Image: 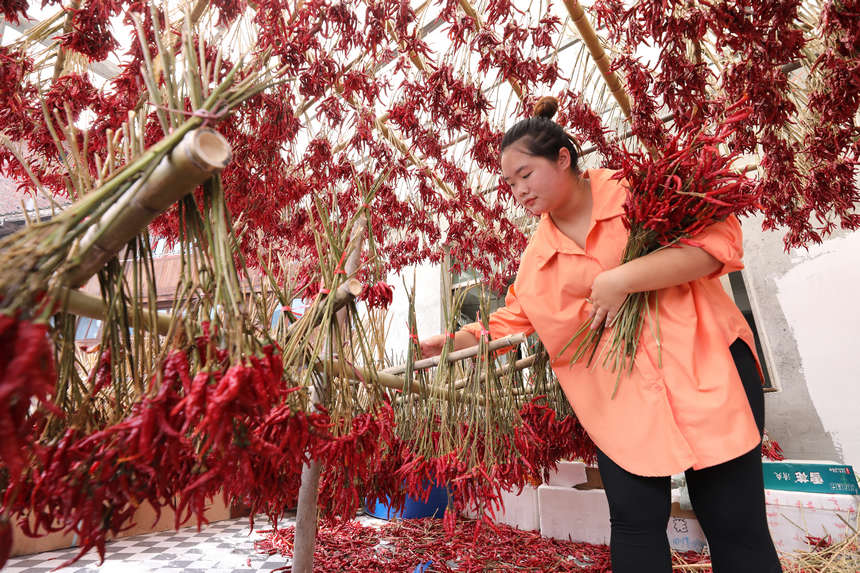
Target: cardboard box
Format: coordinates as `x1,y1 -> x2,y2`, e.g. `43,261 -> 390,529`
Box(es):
765,488 -> 860,553
11,495 -> 231,558
538,485 -> 611,544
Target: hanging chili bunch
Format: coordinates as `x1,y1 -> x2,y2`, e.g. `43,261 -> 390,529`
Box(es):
317,404 -> 397,520
358,281 -> 394,310
1,350 -> 197,568
59,0 -> 123,62
0,316 -> 58,480
515,398 -> 596,479
592,0 -> 858,249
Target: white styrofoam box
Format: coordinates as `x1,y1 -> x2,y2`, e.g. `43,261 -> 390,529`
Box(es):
544,460 -> 588,488
538,485 -> 611,544
765,489 -> 860,553
494,485 -> 540,531
667,515 -> 707,552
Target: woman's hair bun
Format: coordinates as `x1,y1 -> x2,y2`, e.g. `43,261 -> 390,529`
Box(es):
532,96 -> 559,120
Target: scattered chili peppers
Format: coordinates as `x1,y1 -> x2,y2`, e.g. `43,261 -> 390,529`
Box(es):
255,516 -> 714,572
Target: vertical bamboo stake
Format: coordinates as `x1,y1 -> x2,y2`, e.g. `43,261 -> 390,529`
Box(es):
291,216 -> 368,573
561,0 -> 632,122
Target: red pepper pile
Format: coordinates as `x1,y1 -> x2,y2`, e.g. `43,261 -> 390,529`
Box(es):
255,517 -> 714,572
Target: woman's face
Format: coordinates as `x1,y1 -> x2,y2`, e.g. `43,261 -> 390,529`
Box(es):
500,141 -> 572,216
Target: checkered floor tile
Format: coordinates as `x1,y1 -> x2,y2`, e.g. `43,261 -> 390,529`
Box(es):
4,513 -> 389,572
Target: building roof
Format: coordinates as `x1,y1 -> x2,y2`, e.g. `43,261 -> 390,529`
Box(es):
0,175 -> 71,238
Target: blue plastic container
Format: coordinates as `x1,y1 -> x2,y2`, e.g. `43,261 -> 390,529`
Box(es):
365,482 -> 449,519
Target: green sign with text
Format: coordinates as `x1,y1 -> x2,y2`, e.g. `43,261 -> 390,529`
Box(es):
763,462 -> 859,495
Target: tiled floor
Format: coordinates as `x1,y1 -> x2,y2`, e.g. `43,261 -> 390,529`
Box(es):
4,513 -> 389,572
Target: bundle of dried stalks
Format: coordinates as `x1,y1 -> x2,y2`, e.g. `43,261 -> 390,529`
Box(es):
780,515 -> 860,573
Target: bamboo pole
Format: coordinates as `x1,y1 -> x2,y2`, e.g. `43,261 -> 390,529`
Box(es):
561,0 -> 632,122
65,128 -> 232,287
451,352 -> 539,390
56,275 -> 361,347
285,278 -> 363,335
382,332 -> 527,375
61,288 -> 173,336
292,218 -> 367,573
324,351 -> 543,399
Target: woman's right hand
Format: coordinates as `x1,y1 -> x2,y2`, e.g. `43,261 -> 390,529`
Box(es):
418,330 -> 480,358
419,334 -> 446,358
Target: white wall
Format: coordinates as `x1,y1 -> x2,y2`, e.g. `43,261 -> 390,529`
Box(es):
384,263 -> 442,364
772,231 -> 860,467
742,216 -> 860,469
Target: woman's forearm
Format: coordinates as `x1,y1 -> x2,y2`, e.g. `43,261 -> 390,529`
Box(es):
588,244 -> 723,329
614,244 -> 722,294
419,330 -> 479,358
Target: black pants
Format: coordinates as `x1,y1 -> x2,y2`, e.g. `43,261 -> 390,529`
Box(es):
596,339 -> 782,572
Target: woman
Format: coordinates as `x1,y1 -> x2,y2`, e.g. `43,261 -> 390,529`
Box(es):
420,97 -> 782,572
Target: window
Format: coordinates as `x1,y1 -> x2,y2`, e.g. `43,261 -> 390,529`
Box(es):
271,298 -> 308,330
75,317 -> 102,340
448,261 -> 511,329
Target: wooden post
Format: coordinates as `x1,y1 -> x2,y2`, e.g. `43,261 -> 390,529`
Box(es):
291,217 -> 367,573
382,332 -> 528,375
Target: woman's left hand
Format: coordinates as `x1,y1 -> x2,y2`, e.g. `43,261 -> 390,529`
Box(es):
588,268 -> 630,330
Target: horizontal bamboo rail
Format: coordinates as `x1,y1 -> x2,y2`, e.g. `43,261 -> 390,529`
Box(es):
61,288 -> 173,336
324,350 -> 544,400
57,276 -> 361,340
382,332 -> 528,375
66,128 -> 232,287
452,352 -> 540,388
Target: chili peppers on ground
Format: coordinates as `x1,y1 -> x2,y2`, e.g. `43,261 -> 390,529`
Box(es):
255,517 -> 714,572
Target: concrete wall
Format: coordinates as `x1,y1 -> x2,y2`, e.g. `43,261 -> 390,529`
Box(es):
741,215 -> 860,469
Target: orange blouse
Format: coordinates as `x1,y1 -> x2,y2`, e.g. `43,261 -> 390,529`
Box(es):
463,168 -> 761,477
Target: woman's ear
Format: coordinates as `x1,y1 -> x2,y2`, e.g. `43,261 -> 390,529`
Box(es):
557,147 -> 571,170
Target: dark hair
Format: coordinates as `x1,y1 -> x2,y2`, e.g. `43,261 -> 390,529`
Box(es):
500,96 -> 580,171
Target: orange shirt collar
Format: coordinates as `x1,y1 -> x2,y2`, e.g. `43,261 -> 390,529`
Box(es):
531,168 -> 625,262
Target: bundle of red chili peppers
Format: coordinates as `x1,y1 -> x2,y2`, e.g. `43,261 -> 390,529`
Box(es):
560,100 -> 760,383
0,316 -> 59,481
